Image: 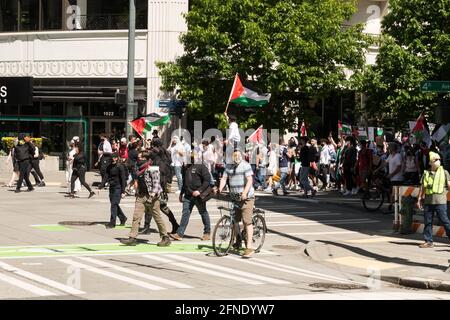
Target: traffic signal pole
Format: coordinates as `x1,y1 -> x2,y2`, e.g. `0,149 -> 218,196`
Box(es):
126,0 -> 137,139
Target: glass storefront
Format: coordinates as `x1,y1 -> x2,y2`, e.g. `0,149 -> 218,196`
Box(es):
0,0 -> 148,32
0,100 -> 126,169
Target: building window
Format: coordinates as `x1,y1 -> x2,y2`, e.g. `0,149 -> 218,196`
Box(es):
0,104 -> 19,116
20,102 -> 41,116
66,101 -> 88,117
42,0 -> 62,30
0,0 -> 19,32
19,0 -> 40,31
19,120 -> 40,137
41,101 -> 64,116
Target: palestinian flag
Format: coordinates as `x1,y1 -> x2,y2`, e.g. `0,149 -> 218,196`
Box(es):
228,74 -> 271,107
338,121 -> 352,135
248,125 -> 264,144
129,113 -> 170,137
411,112 -> 431,146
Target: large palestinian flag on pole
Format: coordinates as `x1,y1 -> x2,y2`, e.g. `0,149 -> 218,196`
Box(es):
228,74 -> 271,107
129,113 -> 170,138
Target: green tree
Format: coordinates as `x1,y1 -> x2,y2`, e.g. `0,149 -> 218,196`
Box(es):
359,0 -> 450,127
157,0 -> 369,131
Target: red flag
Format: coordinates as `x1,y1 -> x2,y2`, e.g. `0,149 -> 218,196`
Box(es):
248,126 -> 264,144
300,121 -> 307,137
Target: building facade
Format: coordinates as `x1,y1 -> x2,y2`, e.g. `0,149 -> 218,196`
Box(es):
0,0 -> 188,168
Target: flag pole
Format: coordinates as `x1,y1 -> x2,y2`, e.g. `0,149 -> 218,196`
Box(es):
224,73 -> 238,115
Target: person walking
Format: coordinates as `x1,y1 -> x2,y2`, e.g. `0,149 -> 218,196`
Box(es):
342,136 -> 358,196
66,139 -> 81,195
169,152 -> 212,241
30,139 -> 46,187
14,134 -> 35,193
168,136 -> 185,193
98,134 -> 113,189
120,151 -> 171,246
69,143 -> 96,199
355,140 -> 372,196
416,151 -> 450,248
318,138 -> 332,190
5,138 -> 19,188
297,137 -> 316,198
105,153 -> 128,228
272,139 -> 290,196
265,143 -> 278,192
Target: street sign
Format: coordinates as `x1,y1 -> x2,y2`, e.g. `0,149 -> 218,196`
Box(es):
156,99 -> 177,108
421,81 -> 450,92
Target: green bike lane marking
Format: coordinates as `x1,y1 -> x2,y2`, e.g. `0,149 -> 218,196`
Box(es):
30,225 -> 73,232
0,243 -> 214,259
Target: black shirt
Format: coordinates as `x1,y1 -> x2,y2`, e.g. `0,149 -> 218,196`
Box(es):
298,145 -> 310,167
73,153 -> 87,170
106,163 -> 127,193
181,164 -> 211,197
14,142 -> 35,162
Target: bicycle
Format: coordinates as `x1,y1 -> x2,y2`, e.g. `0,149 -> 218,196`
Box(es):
212,193 -> 267,257
361,172 -> 391,212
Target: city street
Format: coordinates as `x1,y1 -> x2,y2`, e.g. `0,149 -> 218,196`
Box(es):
0,172 -> 449,300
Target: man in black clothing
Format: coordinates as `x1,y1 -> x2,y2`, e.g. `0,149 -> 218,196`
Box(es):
106,153 -> 128,228
30,139 -> 46,187
297,137 -> 315,198
169,153 -> 211,241
14,134 -> 35,193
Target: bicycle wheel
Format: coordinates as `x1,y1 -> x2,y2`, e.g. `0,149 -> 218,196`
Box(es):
252,214 -> 267,253
212,215 -> 234,256
362,187 -> 385,212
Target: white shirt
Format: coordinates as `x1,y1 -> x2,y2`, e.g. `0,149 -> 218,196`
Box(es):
183,142 -> 191,164
387,153 -> 404,181
320,145 -> 331,165
228,122 -> 241,143
268,150 -> 278,172
101,140 -> 112,154
169,144 -> 184,167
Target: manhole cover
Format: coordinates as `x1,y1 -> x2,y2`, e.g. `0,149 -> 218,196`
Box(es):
273,245 -> 301,251
59,221 -> 97,226
310,283 -> 368,290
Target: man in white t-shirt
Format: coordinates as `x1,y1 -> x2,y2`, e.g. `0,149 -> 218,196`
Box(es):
168,136 -> 185,193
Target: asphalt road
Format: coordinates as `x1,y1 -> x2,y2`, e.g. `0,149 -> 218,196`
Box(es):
0,183 -> 449,300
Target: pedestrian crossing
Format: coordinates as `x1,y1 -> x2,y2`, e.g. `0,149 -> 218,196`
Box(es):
0,252 -> 362,299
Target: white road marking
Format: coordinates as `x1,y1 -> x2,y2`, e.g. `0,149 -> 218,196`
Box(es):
58,258 -> 165,291
142,255 -> 264,285
0,273 -> 56,297
76,257 -> 192,289
0,261 -> 84,295
225,256 -> 364,285
163,254 -> 291,285
269,220 -> 379,227
266,231 -> 358,236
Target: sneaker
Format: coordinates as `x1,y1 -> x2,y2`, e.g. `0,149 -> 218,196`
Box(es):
105,223 -> 116,229
120,237 -> 138,246
272,189 -> 278,196
157,236 -> 171,247
119,217 -> 127,226
88,191 -> 96,199
263,188 -> 271,193
419,242 -> 434,248
169,233 -> 182,241
242,248 -> 255,258
351,188 -> 358,195
201,233 -> 211,241
38,182 -> 46,187
342,190 -> 351,196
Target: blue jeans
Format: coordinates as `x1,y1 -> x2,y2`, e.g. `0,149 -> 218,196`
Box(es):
299,166 -> 314,193
177,196 -> 211,237
423,204 -> 450,243
255,167 -> 267,189
174,166 -> 183,191
109,186 -> 126,225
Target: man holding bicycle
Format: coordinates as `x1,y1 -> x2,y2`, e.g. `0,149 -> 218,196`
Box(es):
218,150 -> 256,258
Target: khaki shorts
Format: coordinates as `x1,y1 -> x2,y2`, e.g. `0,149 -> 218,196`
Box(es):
235,198 -> 255,226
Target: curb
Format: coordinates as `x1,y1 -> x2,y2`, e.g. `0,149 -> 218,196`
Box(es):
381,276 -> 450,292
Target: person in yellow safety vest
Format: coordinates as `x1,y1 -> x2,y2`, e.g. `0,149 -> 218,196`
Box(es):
416,151 -> 450,248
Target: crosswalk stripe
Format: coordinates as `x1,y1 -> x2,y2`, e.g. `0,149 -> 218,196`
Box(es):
225,256 -> 360,285
0,261 -> 84,295
58,258 -> 165,291
76,257 -> 192,289
163,254 -> 291,285
269,220 -> 379,227
0,273 -> 56,297
142,255 -> 264,285
266,231 -> 358,236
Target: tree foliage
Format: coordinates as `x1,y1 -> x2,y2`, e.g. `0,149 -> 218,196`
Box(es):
157,0 -> 369,131
359,0 -> 450,127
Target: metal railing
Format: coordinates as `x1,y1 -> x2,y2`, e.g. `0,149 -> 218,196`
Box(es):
69,14 -> 147,30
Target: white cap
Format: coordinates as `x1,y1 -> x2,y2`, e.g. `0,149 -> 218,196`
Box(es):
120,137 -> 127,143
72,136 -> 80,142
